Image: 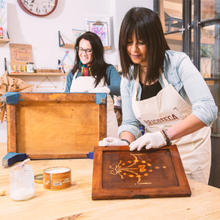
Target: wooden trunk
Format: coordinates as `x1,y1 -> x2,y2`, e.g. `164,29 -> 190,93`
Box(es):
6,93 -> 107,159
92,145 -> 191,200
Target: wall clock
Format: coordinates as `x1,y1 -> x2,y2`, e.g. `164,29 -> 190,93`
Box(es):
17,0 -> 58,17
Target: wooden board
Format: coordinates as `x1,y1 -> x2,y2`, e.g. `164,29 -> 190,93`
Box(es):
92,145 -> 191,200
7,93 -> 107,159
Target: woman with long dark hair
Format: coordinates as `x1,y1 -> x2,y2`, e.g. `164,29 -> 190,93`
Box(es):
99,7 -> 218,184
65,31 -> 121,138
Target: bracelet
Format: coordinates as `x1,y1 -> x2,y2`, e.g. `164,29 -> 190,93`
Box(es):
165,129 -> 172,143
121,139 -> 130,145
161,130 -> 171,146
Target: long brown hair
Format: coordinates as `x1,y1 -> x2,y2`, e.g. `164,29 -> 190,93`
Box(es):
119,7 -> 170,84
71,31 -> 109,87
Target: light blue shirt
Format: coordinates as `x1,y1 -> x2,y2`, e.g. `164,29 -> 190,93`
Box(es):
118,50 -> 218,138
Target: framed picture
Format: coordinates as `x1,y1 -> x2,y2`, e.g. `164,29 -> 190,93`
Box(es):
86,14 -> 111,47
9,43 -> 33,72
92,145 -> 191,200
88,22 -> 109,47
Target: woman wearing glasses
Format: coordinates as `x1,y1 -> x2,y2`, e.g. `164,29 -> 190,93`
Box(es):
65,31 -> 121,138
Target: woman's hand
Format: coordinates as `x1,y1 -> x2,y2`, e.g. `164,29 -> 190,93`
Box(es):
129,131 -> 166,151
99,137 -> 129,146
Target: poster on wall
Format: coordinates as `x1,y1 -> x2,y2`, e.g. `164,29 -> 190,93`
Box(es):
86,14 -> 111,47
9,43 -> 33,72
0,0 -> 7,39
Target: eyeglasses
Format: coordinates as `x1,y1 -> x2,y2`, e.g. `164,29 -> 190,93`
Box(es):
76,46 -> 93,55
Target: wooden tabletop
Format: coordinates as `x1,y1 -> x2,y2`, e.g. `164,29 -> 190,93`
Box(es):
1,142 -> 220,220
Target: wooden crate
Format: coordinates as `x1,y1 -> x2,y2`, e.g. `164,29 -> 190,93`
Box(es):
6,93 -> 107,159
92,145 -> 191,200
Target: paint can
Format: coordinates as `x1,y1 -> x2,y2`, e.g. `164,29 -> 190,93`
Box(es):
26,62 -> 35,73
0,27 -> 3,39
43,167 -> 71,190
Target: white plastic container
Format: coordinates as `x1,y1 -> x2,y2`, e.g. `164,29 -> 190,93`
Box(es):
10,164 -> 35,201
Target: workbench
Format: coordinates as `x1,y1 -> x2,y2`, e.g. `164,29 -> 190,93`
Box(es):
1,142 -> 220,220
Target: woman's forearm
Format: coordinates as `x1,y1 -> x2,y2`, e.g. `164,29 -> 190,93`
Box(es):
120,131 -> 136,143
167,114 -> 207,141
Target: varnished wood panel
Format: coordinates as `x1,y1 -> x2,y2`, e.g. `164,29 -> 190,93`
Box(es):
7,105 -> 17,153
7,93 -> 106,159
92,145 -> 191,200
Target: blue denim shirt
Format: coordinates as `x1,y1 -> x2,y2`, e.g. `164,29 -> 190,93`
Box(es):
118,50 -> 218,138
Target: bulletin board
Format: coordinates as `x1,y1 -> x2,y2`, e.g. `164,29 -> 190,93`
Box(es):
92,145 -> 191,200
9,43 -> 33,71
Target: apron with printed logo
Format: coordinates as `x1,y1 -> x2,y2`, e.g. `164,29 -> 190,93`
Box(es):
70,72 -> 119,138
132,72 -> 211,184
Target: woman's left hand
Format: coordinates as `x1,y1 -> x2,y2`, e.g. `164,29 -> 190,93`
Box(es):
129,131 -> 166,151
89,86 -> 110,94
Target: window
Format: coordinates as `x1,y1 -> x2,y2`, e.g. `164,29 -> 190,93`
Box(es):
154,0 -> 220,135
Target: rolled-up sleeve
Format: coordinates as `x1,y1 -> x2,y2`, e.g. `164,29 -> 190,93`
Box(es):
106,65 -> 121,96
177,54 -> 218,126
118,76 -> 141,138
64,72 -> 73,93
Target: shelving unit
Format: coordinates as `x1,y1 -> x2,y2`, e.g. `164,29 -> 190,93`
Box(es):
0,38 -> 10,44
9,72 -> 65,76
0,32 -> 10,44
58,31 -> 113,51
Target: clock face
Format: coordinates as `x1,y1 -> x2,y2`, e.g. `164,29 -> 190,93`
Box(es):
17,0 -> 58,17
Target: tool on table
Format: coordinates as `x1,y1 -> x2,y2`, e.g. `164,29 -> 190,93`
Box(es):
13,158 -> 30,170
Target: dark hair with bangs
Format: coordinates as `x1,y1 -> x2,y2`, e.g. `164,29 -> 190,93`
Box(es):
119,7 -> 170,84
71,31 -> 108,87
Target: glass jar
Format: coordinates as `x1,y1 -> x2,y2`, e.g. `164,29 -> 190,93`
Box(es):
10,164 -> 35,201
26,62 -> 34,73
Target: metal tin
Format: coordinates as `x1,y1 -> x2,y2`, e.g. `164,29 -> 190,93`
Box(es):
26,62 -> 34,73
0,27 -> 3,39
43,167 -> 71,190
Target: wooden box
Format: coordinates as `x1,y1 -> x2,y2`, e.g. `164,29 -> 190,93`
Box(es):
92,145 -> 191,200
6,93 -> 107,159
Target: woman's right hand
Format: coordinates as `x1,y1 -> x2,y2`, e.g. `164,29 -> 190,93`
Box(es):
99,137 -> 129,146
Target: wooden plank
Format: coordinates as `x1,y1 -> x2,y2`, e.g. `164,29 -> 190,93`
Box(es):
18,93 -> 97,102
0,38 -> 10,44
99,104 -> 107,140
6,93 -> 106,159
92,145 -> 191,200
7,104 -> 17,152
9,72 -> 65,76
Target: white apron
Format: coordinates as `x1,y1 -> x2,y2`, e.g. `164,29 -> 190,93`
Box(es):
132,72 -> 211,184
70,72 -> 119,139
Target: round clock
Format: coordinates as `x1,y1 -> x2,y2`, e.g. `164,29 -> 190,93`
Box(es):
17,0 -> 58,17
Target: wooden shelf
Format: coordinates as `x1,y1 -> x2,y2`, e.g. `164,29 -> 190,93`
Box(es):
0,38 -> 10,44
60,43 -> 76,49
60,43 -> 113,51
9,72 -> 65,76
58,31 -> 113,51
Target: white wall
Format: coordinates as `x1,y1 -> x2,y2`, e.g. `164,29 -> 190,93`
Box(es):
0,0 -> 153,143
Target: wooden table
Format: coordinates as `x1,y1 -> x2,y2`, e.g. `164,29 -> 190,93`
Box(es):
1,142 -> 220,220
